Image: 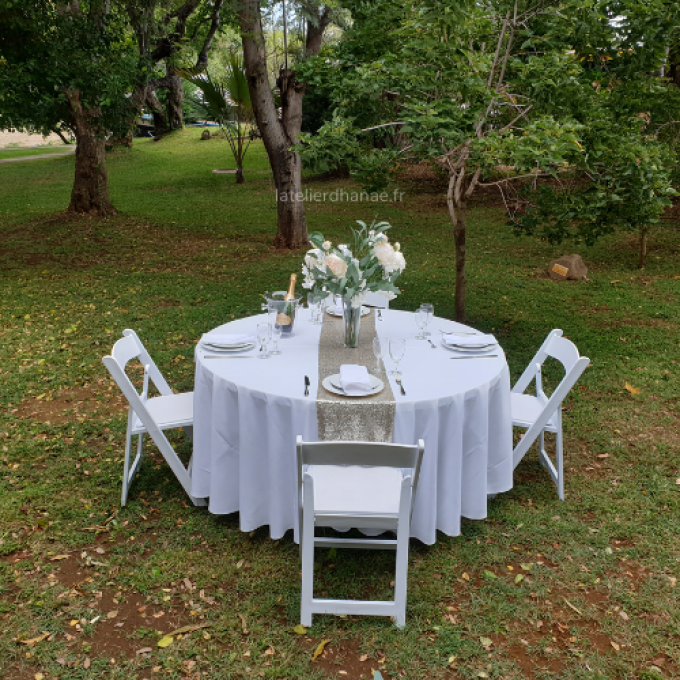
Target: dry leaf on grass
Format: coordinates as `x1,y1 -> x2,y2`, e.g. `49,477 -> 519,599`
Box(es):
136,647 -> 153,655
312,639 -> 331,660
157,636 -> 173,648
18,632 -> 50,647
625,382 -> 640,395
293,624 -> 307,635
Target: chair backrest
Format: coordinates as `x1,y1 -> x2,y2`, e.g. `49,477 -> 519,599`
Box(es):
107,329 -> 172,396
512,330 -> 590,466
362,291 -> 390,309
296,437 -> 424,525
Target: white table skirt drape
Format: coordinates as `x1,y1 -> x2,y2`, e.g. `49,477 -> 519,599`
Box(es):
191,309 -> 513,544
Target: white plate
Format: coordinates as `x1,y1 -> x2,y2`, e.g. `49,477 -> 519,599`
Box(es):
441,340 -> 497,353
322,373 -> 384,397
326,306 -> 371,317
201,342 -> 256,353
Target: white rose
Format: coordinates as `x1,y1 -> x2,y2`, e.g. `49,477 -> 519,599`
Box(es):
325,254 -> 348,278
394,242 -> 400,251
305,248 -> 325,272
393,251 -> 406,272
373,241 -> 395,267
322,240 -> 332,251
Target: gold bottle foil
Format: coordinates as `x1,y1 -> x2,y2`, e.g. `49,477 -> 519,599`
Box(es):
316,310 -> 396,442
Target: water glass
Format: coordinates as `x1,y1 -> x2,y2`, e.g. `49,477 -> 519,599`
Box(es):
372,336 -> 382,373
389,338 -> 405,376
307,293 -> 320,323
420,303 -> 434,336
415,308 -> 428,339
256,322 -> 271,359
270,323 -> 282,355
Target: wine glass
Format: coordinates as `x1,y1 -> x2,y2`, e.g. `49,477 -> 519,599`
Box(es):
389,338 -> 405,376
372,336 -> 382,373
307,293 -> 319,323
420,303 -> 434,336
267,302 -> 279,329
270,323 -> 282,355
415,308 -> 427,339
257,322 -> 271,359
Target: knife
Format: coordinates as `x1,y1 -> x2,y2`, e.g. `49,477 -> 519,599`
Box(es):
449,355 -> 498,360
304,375 -> 310,396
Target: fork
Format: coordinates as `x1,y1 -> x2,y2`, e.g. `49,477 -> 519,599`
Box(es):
395,376 -> 406,396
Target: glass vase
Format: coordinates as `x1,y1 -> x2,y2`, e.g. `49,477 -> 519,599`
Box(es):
342,297 -> 361,348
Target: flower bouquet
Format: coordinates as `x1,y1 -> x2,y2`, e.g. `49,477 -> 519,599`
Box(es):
301,219 -> 406,347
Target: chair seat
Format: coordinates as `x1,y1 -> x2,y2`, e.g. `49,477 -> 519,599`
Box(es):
131,391 -> 194,434
307,465 -> 403,520
511,393 -> 558,432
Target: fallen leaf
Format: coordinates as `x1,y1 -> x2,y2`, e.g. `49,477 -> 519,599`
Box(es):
483,570 -> 497,579
107,610 -> 118,619
625,382 -> 640,395
293,624 -> 307,635
448,655 -> 456,663
611,640 -> 620,651
462,572 -> 470,581
264,646 -> 275,656
157,636 -> 173,648
83,658 -> 91,669
597,454 -> 610,459
312,639 -> 331,660
136,647 -> 153,655
50,555 -> 69,561
480,637 -> 493,649
34,674 -> 44,680
478,673 -> 489,678
619,611 -> 629,621
515,574 -> 525,584
563,598 -> 583,616
238,613 -> 248,634
520,563 -> 533,571
359,654 -> 368,662
18,632 -> 50,647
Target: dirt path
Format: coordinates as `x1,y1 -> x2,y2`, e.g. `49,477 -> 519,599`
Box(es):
0,147 -> 75,164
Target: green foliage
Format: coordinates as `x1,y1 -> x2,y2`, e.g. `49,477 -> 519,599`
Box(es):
0,0 -> 138,136
297,0 -> 679,257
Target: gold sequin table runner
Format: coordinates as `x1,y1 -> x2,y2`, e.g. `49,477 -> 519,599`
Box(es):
316,311 -> 396,442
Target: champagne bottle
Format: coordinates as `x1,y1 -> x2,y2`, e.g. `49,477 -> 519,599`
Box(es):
277,274 -> 297,331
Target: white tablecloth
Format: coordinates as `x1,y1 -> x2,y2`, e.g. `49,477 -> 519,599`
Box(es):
191,309 -> 513,544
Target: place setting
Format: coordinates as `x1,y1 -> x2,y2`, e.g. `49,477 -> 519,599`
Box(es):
440,331 -> 499,359
199,331 -> 257,358
322,363 -> 384,397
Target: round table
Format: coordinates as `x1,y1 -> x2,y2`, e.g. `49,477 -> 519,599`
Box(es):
191,309 -> 513,544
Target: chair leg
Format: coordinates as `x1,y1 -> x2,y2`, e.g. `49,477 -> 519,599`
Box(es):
538,430 -> 548,470
300,486 -> 315,627
556,419 -> 565,501
121,424 -> 133,507
393,520 -> 410,629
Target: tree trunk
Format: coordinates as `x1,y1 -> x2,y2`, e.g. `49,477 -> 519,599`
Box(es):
238,1 -> 331,249
66,91 -> 116,216
638,224 -> 647,269
446,169 -> 467,322
236,165 -> 244,184
147,89 -> 169,138
166,72 -> 184,130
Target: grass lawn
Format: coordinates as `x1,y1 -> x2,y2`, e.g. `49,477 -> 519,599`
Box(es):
0,129 -> 678,680
0,146 -> 73,161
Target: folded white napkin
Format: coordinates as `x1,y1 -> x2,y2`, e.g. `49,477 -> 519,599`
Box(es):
339,364 -> 372,395
442,333 -> 496,347
202,333 -> 255,347
333,304 -> 345,316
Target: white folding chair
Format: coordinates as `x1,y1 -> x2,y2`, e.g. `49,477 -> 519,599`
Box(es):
511,329 -> 589,500
296,436 -> 424,628
362,291 -> 390,309
102,329 -> 206,507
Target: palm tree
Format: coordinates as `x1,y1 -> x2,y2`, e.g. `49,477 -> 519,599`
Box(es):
178,53 -> 254,183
